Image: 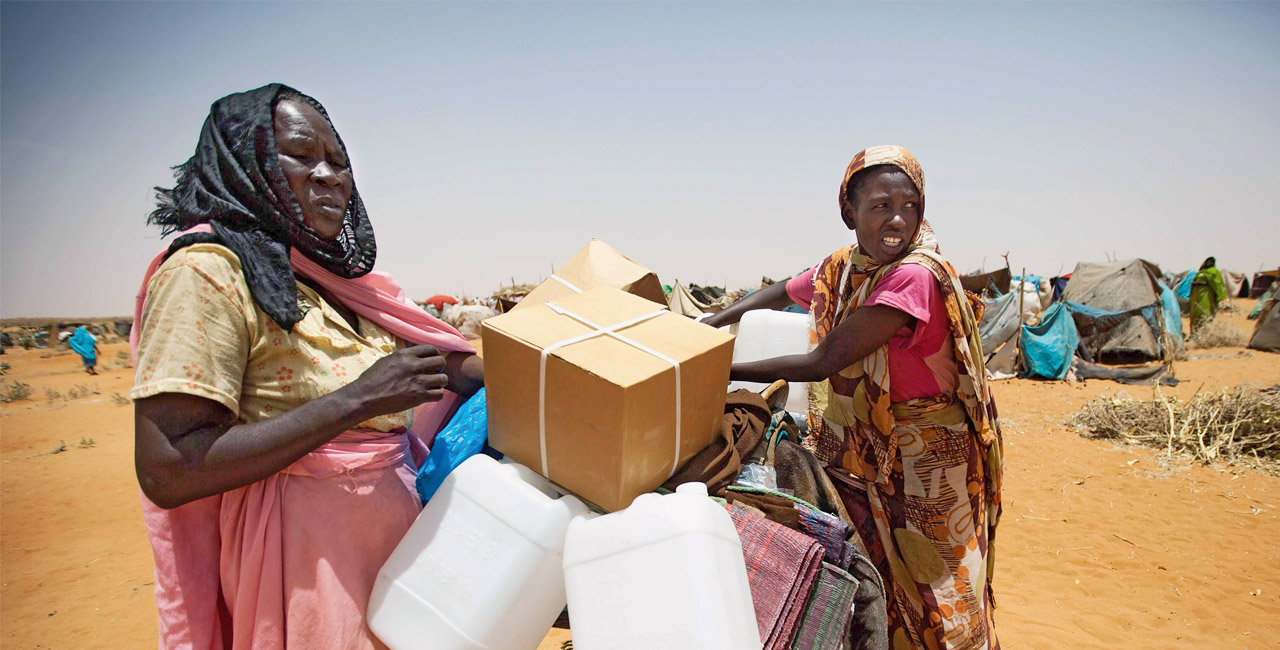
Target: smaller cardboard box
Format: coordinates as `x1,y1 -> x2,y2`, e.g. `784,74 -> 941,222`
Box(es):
511,239 -> 667,311
483,287 -> 735,512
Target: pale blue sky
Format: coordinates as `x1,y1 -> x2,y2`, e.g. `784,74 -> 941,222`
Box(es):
2,1 -> 1277,317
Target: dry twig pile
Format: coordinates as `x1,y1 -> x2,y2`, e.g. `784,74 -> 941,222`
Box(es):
1071,385 -> 1280,473
1187,316 -> 1249,349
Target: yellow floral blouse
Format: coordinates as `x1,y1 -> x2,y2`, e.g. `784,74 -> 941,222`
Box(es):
130,243 -> 411,431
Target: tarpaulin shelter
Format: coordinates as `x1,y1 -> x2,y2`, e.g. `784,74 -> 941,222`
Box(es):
1049,275 -> 1070,304
960,267 -> 1011,298
1252,270 -> 1279,299
422,294 -> 459,312
1019,303 -> 1077,380
1061,259 -> 1179,364
977,290 -> 1022,377
1249,296 -> 1280,353
1223,271 -> 1251,299
668,281 -> 711,317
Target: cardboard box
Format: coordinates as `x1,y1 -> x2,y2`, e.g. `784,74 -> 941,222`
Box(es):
511,239 -> 667,311
483,287 -> 735,512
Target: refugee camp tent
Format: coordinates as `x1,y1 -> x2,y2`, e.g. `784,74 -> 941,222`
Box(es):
979,290 -> 1021,353
978,290 -> 1022,377
1171,270 -> 1194,311
960,267 -> 1011,297
668,281 -> 710,317
1248,297 -> 1280,353
1049,275 -> 1070,304
1061,259 -> 1178,364
1223,271 -> 1251,299
1252,287 -> 1275,319
1020,303 -> 1078,380
1252,270 -> 1279,298
977,279 -> 1050,378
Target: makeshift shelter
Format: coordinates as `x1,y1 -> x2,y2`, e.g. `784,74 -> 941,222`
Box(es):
960,267 -> 1011,298
1222,271 -> 1251,299
1251,287 -> 1275,319
1248,297 -> 1280,353
1049,275 -> 1070,304
1172,270 -> 1195,311
1252,270 -> 1279,298
422,294 -> 459,312
1061,259 -> 1178,364
977,290 -> 1022,377
668,281 -> 711,317
1019,303 -> 1077,380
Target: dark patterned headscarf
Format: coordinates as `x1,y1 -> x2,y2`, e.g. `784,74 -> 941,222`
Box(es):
149,83 -> 376,331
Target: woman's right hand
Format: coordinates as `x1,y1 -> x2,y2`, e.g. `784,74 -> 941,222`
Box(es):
339,344 -> 449,420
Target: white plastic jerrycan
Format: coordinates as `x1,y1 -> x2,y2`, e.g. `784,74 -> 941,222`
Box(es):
562,482 -> 761,650
726,309 -> 811,415
368,454 -> 591,650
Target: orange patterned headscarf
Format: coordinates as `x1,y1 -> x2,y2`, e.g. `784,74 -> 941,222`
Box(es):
838,145 -> 925,232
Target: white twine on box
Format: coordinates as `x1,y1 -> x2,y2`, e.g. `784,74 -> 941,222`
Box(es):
549,274 -> 583,293
538,302 -> 683,478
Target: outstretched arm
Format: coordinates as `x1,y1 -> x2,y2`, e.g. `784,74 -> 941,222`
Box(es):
729,304 -> 911,384
699,281 -> 796,329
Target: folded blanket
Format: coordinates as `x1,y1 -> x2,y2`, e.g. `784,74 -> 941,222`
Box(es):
727,505 -> 824,650
791,563 -> 859,650
794,505 -> 858,569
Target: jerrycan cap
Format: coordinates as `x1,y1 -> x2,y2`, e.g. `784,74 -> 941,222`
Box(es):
675,482 -> 708,497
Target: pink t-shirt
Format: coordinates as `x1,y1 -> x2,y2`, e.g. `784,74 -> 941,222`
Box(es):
787,261 -> 957,402
785,265 -> 819,310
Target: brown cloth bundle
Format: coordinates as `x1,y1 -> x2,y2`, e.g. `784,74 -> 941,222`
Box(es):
662,389 -> 770,494
723,491 -> 802,530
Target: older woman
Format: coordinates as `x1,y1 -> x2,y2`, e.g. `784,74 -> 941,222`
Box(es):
726,146 -> 1002,650
130,84 -> 482,650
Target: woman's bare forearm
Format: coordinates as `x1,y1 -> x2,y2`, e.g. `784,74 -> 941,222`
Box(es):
136,344 -> 451,508
731,352 -> 829,384
135,387 -> 372,508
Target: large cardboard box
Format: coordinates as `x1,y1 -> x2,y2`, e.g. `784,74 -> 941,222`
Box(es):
511,239 -> 667,311
483,287 -> 735,512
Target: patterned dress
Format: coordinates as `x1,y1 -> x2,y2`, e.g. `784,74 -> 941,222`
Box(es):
806,240 -> 1004,650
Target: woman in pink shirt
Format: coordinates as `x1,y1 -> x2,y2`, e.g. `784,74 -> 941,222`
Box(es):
718,146 -> 1003,650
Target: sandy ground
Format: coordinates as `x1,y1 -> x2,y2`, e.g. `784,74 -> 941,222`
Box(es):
2,300 -> 1277,649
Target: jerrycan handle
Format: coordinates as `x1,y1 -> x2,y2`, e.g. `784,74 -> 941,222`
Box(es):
499,459 -> 591,517
675,482 -> 709,497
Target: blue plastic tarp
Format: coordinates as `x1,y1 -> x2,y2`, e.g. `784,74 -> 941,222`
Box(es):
979,290 -> 1021,352
1175,271 -> 1194,300
415,388 -> 491,504
1019,303 -> 1079,379
1158,283 -> 1183,346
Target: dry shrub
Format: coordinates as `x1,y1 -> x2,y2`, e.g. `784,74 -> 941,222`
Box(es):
1188,317 -> 1248,349
1,381 -> 34,403
1071,385 -> 1280,473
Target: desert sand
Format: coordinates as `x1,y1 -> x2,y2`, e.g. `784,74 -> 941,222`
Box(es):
2,301 -> 1277,649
